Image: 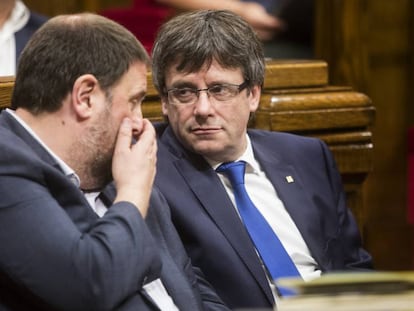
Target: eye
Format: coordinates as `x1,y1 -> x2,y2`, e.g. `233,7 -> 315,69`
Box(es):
174,88 -> 196,97
209,85 -> 227,95
171,88 -> 197,103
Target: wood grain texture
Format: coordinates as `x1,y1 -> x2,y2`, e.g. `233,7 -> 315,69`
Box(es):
315,0 -> 414,270
0,76 -> 14,109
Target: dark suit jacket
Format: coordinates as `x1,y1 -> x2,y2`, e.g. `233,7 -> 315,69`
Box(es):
155,124 -> 373,310
15,12 -> 48,66
0,111 -> 229,311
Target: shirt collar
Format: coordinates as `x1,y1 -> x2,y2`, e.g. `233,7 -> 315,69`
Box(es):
206,134 -> 261,174
5,109 -> 81,187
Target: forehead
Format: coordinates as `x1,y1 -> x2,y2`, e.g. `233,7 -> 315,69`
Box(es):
165,59 -> 243,82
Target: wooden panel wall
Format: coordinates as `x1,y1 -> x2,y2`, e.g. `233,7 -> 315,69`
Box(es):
315,0 -> 414,270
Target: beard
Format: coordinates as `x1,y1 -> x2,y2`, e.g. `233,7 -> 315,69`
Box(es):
76,107 -> 117,191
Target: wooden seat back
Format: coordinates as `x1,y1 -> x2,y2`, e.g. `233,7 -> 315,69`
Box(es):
0,60 -> 375,234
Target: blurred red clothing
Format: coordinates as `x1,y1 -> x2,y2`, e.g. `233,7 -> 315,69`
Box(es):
100,0 -> 173,54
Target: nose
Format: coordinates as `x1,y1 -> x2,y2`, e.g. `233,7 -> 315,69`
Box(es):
131,105 -> 143,119
193,91 -> 213,115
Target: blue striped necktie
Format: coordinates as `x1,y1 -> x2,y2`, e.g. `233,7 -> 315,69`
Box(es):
217,161 -> 300,296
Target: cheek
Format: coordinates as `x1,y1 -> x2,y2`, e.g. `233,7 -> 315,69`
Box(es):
168,106 -> 191,124
101,109 -> 122,141
226,104 -> 251,122
112,94 -> 137,113
111,103 -> 134,122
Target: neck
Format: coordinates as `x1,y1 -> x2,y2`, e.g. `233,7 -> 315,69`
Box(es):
75,163 -> 111,193
0,0 -> 16,29
15,107 -> 81,171
15,107 -> 111,192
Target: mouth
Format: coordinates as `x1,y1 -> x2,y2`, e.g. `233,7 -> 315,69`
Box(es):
191,126 -> 222,135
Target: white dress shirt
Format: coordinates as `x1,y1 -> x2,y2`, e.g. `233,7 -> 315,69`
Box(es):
0,1 -> 29,76
6,109 -> 179,311
83,192 -> 179,311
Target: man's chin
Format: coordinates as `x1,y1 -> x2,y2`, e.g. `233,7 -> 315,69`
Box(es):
190,142 -> 222,158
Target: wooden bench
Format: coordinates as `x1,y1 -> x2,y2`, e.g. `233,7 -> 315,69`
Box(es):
0,76 -> 14,109
0,60 -> 376,235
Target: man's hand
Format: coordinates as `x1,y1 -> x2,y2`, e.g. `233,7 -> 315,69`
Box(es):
237,2 -> 285,41
112,117 -> 157,217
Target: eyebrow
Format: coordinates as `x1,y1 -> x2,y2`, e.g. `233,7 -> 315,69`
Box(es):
169,81 -> 197,89
169,80 -> 235,89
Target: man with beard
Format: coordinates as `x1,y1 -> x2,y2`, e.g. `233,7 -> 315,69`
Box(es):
0,13 -> 229,311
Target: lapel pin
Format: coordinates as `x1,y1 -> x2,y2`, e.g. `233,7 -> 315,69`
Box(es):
285,175 -> 294,183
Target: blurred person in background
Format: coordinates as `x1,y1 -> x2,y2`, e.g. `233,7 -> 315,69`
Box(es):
153,0 -> 314,58
0,0 -> 47,76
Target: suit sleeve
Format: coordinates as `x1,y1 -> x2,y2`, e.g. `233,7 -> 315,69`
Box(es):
0,172 -> 160,311
149,187 -> 231,311
192,265 -> 232,311
319,140 -> 374,270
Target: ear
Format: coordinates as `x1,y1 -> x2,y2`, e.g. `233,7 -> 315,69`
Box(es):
71,74 -> 99,120
249,85 -> 261,112
161,96 -> 169,116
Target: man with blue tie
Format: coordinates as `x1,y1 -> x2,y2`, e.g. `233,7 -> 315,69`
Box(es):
151,10 -> 373,310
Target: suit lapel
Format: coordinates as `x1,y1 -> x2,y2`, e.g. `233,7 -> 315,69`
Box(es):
251,134 -> 329,268
161,128 -> 274,303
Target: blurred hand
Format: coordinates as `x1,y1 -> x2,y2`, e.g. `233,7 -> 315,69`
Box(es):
112,117 -> 157,217
237,2 -> 285,41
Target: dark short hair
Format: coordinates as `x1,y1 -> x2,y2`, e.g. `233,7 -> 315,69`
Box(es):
12,13 -> 150,114
151,10 -> 265,95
